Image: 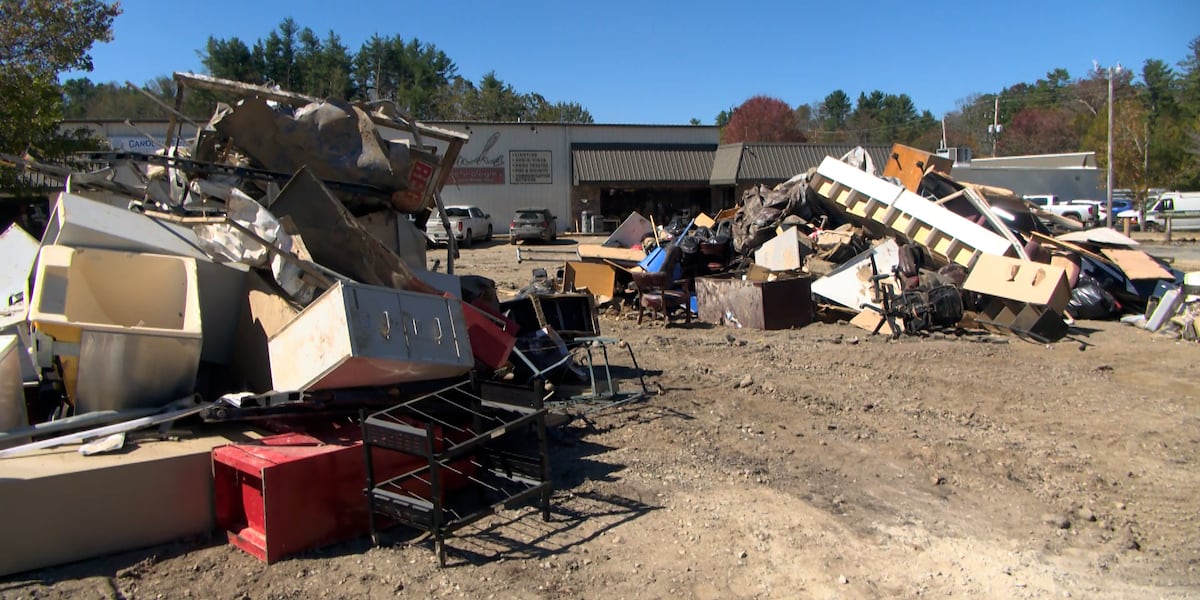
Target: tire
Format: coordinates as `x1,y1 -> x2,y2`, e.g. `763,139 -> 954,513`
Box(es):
1063,212 -> 1081,222
485,225 -> 493,241
510,235 -> 517,245
462,230 -> 472,248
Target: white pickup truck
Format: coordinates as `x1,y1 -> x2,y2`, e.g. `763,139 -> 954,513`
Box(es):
424,205 -> 493,247
1022,195 -> 1099,227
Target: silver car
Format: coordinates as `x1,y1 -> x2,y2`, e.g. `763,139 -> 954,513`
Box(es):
509,208 -> 557,244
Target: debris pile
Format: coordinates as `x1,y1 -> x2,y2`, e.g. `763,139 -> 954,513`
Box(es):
0,73 -> 645,573
551,145 -> 1192,343
0,72 -> 1192,575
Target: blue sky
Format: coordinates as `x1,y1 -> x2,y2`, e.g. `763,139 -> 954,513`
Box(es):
65,0 -> 1199,125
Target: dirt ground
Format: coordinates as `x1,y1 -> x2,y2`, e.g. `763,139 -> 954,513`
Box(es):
4,235 -> 1199,599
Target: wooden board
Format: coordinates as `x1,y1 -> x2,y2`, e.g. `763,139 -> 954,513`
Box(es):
1100,248 -> 1174,280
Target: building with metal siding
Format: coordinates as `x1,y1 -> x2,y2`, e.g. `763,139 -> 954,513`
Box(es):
58,119 -> 1098,234
423,123 -> 720,232
945,152 -> 1100,201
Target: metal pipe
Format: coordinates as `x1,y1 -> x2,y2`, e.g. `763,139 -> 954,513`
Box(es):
0,397 -> 206,459
0,407 -> 161,444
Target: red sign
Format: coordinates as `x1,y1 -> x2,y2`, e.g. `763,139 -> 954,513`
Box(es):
396,160 -> 436,210
450,167 -> 505,185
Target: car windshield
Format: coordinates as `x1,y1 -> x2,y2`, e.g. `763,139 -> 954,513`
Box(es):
443,208 -> 469,217
517,211 -> 546,220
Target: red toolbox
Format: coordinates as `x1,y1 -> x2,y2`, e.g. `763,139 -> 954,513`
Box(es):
213,431 -> 421,563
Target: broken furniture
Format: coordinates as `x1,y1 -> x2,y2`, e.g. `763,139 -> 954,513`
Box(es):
267,280 -> 474,392
41,191 -> 247,365
553,337 -> 651,410
361,379 -> 551,566
811,238 -> 901,315
500,292 -> 601,338
962,253 -> 1072,342
560,261 -> 620,300
515,245 -> 579,264
0,335 -> 27,434
695,273 -> 812,330
213,428 -> 427,563
811,156 -> 1015,268
881,144 -> 954,193
0,427 -> 261,577
27,245 -> 203,413
856,253 -> 963,338
1,223 -> 39,304
632,271 -> 692,325
752,227 -> 810,272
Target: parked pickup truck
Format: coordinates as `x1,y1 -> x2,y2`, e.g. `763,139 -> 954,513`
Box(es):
424,205 -> 493,247
1022,195 -> 1099,227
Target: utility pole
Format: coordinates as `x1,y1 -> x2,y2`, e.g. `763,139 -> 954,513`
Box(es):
1098,61 -> 1123,229
987,97 -> 1002,157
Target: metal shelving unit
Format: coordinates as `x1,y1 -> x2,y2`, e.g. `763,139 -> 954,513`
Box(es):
361,379 -> 551,566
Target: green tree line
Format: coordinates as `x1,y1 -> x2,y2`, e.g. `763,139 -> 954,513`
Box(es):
720,37 -> 1200,195
61,18 -> 595,124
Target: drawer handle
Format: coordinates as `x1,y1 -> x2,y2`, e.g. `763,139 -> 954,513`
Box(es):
381,310 -> 392,340
403,314 -> 444,342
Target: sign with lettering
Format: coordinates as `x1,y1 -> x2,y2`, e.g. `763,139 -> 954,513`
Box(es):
450,167 -> 505,185
395,159 -> 436,210
453,131 -> 506,185
107,136 -> 165,153
508,150 -> 552,184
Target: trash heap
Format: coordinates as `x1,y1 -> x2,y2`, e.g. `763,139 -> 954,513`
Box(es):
0,73 -> 642,574
552,145 -> 1195,342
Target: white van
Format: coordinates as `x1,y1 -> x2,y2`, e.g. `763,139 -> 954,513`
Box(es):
1116,191 -> 1200,231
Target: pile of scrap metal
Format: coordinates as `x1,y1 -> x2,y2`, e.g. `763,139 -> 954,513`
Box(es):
0,73 -> 653,573
1,72 -> 483,450
0,72 -> 651,453
549,144 -> 1191,342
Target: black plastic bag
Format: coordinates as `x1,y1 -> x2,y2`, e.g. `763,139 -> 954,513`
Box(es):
1066,274 -> 1120,320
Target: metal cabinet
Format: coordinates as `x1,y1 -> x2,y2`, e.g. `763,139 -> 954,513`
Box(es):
268,281 -> 474,391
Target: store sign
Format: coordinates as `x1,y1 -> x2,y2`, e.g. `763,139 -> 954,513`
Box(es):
108,136 -> 164,153
452,131 -> 506,185
450,167 -> 505,185
509,150 -> 552,184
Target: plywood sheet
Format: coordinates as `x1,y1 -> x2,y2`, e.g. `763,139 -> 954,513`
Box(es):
1100,248 -> 1174,280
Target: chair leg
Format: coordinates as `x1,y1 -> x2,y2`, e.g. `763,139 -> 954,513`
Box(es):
637,303 -> 644,324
